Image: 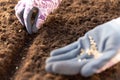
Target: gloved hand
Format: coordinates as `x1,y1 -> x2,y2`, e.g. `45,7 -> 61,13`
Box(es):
15,0 -> 61,34
45,18 -> 120,77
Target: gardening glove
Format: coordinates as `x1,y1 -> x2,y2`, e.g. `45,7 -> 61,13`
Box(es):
15,0 -> 61,34
45,17 -> 120,77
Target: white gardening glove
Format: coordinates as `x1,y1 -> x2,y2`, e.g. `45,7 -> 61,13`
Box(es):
46,17 -> 120,77
15,0 -> 61,34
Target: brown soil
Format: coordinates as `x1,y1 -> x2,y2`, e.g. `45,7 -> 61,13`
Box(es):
0,0 -> 120,80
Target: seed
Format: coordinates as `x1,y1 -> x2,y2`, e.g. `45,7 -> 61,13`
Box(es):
18,29 -> 22,32
80,49 -> 85,55
80,49 -> 85,53
78,59 -> 82,62
94,54 -> 102,59
22,57 -> 25,60
92,46 -> 97,50
93,42 -> 96,46
89,36 -> 92,40
16,66 -> 19,70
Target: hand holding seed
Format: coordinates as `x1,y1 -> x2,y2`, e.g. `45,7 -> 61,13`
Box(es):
46,18 -> 120,77
15,0 -> 61,34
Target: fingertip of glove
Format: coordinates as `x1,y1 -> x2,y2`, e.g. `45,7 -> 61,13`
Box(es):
46,62 -> 62,74
15,11 -> 25,26
52,63 -> 79,75
50,51 -> 56,56
26,29 -> 32,34
32,25 -> 39,33
52,63 -> 61,74
45,58 -> 51,63
45,63 -> 53,73
50,49 -> 59,56
80,66 -> 93,77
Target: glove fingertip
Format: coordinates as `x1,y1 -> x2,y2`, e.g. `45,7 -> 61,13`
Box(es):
52,62 -> 79,75
45,63 -> 53,73
81,69 -> 91,77
81,65 -> 94,77
46,57 -> 52,63
32,24 -> 39,33
25,24 -> 32,34
52,63 -> 61,74
50,50 -> 57,56
15,7 -> 25,26
23,9 -> 33,34
16,14 -> 24,26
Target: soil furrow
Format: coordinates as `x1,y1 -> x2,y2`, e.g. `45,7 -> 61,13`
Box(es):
0,0 -> 29,79
9,34 -> 37,80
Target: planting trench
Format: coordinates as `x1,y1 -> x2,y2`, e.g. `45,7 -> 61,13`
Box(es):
0,0 -> 120,80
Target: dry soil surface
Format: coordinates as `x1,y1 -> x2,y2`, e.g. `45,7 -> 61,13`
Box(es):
0,0 -> 120,80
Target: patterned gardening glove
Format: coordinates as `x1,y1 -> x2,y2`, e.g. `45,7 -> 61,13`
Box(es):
15,0 -> 61,34
45,18 -> 120,77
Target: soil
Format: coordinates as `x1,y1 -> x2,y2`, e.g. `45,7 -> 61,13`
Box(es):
0,0 -> 120,80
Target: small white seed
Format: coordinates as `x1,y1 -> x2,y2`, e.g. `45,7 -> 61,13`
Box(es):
78,59 -> 82,62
